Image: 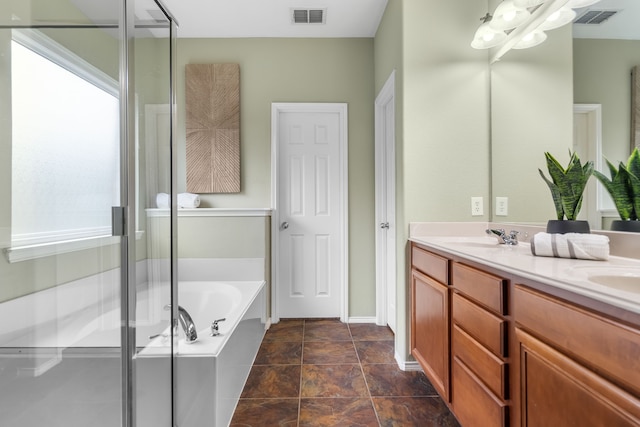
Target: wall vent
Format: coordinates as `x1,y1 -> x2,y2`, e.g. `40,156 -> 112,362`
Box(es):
574,9 -> 619,25
292,9 -> 326,24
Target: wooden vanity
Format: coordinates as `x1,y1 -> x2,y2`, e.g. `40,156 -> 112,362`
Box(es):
410,241 -> 640,427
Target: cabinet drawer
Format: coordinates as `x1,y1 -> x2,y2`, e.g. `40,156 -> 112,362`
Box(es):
453,292 -> 506,357
452,262 -> 506,315
452,324 -> 507,400
452,357 -> 508,427
514,284 -> 640,396
412,246 -> 448,285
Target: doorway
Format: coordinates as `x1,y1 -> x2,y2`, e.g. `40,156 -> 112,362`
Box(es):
375,72 -> 397,333
271,103 -> 349,322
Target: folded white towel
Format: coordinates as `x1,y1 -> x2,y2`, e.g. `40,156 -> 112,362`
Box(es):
156,193 -> 170,209
177,192 -> 200,209
530,232 -> 610,261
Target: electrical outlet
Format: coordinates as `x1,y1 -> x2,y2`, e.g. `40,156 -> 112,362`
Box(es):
496,197 -> 508,216
471,197 -> 483,216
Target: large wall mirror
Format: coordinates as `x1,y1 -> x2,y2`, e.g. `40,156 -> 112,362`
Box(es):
490,0 -> 640,231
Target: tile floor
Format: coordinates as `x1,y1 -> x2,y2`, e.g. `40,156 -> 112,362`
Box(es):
230,319 -> 461,427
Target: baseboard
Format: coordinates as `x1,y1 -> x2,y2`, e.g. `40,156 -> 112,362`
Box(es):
347,316 -> 378,324
395,352 -> 423,372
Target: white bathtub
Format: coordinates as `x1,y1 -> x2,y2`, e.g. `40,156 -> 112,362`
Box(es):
138,280 -> 267,427
0,269 -> 267,427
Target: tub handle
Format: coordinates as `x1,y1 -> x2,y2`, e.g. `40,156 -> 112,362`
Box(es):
210,318 -> 226,337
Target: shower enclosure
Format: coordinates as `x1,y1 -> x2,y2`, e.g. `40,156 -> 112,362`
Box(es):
0,1 -> 179,425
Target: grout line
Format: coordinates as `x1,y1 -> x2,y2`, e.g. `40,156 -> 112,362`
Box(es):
297,320 -> 305,427
349,323 -> 383,427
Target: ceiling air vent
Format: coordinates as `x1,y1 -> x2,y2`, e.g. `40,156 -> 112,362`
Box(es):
292,9 -> 326,24
574,9 -> 618,25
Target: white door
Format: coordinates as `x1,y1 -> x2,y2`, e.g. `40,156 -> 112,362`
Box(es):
272,103 -> 348,320
375,72 -> 397,332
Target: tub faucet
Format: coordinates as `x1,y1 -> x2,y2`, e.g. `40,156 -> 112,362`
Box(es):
210,318 -> 226,337
486,228 -> 519,245
164,304 -> 198,344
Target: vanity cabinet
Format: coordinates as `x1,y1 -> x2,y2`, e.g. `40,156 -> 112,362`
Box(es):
410,241 -> 640,427
410,246 -> 450,400
513,285 -> 640,427
451,263 -> 508,427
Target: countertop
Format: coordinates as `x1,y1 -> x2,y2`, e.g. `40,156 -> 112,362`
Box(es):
409,223 -> 640,315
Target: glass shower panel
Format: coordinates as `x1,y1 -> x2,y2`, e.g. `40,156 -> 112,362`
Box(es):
133,1 -> 175,426
0,0 -> 176,426
0,1 -> 125,426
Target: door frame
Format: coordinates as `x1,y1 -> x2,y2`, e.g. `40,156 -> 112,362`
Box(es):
375,71 -> 397,329
573,103 -> 605,229
270,103 -> 349,323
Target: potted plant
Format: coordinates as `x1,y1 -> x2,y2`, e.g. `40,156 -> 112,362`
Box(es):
538,151 -> 594,233
592,147 -> 640,232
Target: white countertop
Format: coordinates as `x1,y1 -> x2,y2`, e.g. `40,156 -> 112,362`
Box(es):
409,224 -> 640,315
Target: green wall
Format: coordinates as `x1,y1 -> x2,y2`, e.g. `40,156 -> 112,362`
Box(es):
177,38 -> 377,317
574,39 -> 640,164
374,0 -> 491,361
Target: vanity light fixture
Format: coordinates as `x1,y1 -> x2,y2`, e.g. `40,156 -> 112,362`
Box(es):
513,0 -> 547,7
472,13 -> 508,49
471,0 -> 601,55
513,29 -> 547,48
566,0 -> 601,8
538,6 -> 576,30
490,1 -> 531,30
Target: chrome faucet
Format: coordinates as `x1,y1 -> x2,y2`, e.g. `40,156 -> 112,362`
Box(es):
164,304 -> 198,344
486,228 -> 519,245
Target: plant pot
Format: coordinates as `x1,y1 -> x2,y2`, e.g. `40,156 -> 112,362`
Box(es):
546,220 -> 591,234
610,220 -> 640,233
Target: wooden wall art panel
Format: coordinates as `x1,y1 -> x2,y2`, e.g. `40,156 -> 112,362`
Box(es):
185,63 -> 240,193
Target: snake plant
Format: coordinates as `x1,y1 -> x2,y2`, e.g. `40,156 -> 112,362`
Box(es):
593,148 -> 640,221
538,151 -> 594,221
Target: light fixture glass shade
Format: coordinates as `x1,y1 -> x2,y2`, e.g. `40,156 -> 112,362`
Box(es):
513,30 -> 547,49
513,0 -> 546,8
567,0 -> 601,8
538,6 -> 576,30
471,22 -> 508,49
489,1 -> 531,30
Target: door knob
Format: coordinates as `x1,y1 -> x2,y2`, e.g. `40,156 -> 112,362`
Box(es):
380,222 -> 390,229
281,222 -> 289,230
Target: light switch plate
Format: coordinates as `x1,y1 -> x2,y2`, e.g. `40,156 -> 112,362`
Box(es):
496,197 -> 508,216
471,197 -> 483,216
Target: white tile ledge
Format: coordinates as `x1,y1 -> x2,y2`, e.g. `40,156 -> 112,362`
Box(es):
146,208 -> 272,217
4,231 -> 144,263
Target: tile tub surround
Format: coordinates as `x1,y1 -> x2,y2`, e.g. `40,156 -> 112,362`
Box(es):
230,319 -> 461,427
409,222 -> 640,315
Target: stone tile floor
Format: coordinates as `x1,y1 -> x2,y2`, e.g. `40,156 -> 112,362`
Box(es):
230,319 -> 461,426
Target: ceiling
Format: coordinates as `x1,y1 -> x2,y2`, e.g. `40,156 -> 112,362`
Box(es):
573,0 -> 640,39
160,0 -> 389,38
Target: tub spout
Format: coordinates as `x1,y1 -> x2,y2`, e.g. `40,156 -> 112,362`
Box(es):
164,304 -> 198,344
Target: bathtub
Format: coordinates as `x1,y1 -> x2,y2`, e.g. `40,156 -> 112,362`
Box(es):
0,263 -> 267,427
138,280 -> 267,427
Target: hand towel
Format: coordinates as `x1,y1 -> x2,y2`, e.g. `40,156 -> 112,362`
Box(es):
156,193 -> 170,209
530,232 -> 609,261
177,192 -> 200,209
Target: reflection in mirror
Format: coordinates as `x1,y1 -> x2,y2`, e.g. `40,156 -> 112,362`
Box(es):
491,0 -> 640,231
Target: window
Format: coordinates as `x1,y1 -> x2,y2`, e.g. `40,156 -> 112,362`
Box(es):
10,30 -> 120,248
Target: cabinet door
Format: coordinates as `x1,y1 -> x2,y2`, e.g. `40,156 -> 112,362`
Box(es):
411,269 -> 449,400
516,328 -> 640,427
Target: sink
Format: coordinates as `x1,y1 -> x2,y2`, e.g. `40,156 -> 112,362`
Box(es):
588,274 -> 640,293
567,266 -> 640,294
431,236 -> 502,248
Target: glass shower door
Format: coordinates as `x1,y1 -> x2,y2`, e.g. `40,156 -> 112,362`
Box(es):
0,1 -> 177,426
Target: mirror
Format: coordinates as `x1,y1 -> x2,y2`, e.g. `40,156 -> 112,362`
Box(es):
490,0 -> 640,230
